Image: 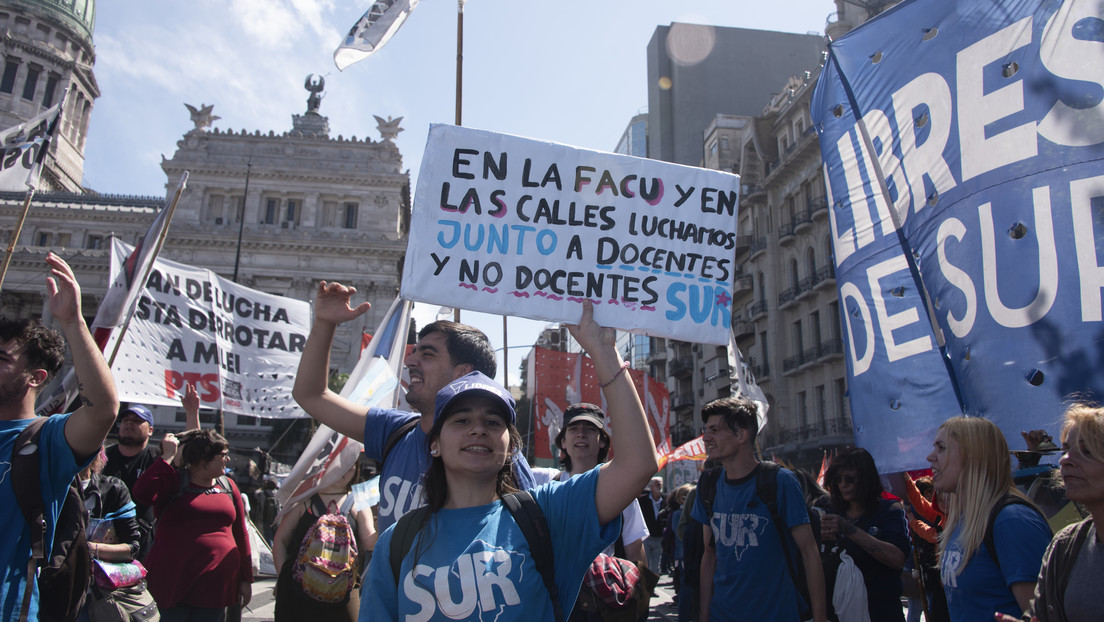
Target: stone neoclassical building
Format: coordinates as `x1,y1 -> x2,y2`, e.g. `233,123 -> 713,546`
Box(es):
0,0 -> 410,463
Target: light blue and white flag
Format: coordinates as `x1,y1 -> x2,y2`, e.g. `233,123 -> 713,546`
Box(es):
811,0 -> 1104,472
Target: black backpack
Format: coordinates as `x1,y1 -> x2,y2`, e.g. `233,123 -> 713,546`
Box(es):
12,417 -> 93,622
698,462 -> 817,621
390,491 -> 566,622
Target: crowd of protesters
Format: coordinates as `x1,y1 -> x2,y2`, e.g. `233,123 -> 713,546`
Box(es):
2,261 -> 1103,622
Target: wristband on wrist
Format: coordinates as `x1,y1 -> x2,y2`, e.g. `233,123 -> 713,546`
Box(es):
599,361 -> 631,388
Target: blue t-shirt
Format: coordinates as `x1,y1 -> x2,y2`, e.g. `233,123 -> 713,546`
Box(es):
691,464 -> 810,622
940,503 -> 1051,622
0,414 -> 85,621
362,466 -> 619,622
363,408 -> 536,531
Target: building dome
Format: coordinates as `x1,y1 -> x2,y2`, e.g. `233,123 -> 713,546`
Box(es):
8,0 -> 95,45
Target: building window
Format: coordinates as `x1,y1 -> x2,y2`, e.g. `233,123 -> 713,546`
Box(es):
206,194 -> 225,223
238,414 -> 258,426
0,58 -> 19,94
815,385 -> 826,424
42,74 -> 58,107
35,231 -> 51,246
263,198 -> 278,224
285,199 -> 298,224
797,391 -> 808,426
231,196 -> 244,224
343,202 -> 358,229
835,378 -> 848,419
86,234 -> 103,249
21,65 -> 39,100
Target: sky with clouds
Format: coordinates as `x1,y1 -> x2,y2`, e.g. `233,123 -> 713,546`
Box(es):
80,0 -> 833,383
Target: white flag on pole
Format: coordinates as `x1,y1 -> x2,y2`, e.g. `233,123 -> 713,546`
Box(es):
0,101 -> 63,191
728,332 -> 769,431
35,174 -> 186,416
334,0 -> 420,71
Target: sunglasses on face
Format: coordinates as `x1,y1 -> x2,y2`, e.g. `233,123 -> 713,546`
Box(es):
834,474 -> 858,485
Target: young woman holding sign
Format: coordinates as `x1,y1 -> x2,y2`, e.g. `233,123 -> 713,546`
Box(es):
361,301 -> 659,622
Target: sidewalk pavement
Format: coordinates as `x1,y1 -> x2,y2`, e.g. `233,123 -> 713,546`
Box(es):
240,571 -> 682,621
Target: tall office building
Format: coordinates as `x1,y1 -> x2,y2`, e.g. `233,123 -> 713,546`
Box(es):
646,23 -> 823,167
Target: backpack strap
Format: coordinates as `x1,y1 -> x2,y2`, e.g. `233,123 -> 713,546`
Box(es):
755,463 -> 799,580
11,417 -> 49,622
501,491 -> 564,622
381,418 -> 419,466
697,466 -> 722,521
984,493 -> 1050,570
389,505 -> 431,586
310,494 -> 328,518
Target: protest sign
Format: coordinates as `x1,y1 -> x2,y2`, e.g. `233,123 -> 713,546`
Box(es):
528,346 -> 670,460
812,0 -> 1104,472
402,124 -> 741,345
108,239 -> 311,417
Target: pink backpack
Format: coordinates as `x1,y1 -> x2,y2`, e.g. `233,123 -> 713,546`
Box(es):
291,498 -> 359,603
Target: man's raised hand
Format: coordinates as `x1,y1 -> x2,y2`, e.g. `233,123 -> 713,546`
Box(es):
45,252 -> 83,325
313,281 -> 371,325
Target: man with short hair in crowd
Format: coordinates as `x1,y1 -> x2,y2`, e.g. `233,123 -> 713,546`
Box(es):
0,253 -> 119,619
103,404 -> 159,556
693,396 -> 827,622
293,281 -> 536,531
639,475 -> 666,571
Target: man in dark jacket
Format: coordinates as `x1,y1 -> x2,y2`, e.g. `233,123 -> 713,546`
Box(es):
639,476 -> 666,571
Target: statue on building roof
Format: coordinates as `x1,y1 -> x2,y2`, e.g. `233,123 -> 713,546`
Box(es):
374,115 -> 403,142
184,103 -> 220,133
305,74 -> 325,114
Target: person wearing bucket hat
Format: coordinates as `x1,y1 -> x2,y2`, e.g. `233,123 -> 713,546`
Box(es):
293,281 -> 537,533
363,300 -> 661,622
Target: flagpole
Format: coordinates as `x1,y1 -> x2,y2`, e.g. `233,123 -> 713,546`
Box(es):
453,0 -> 464,323
103,173 -> 188,367
0,188 -> 36,293
455,0 -> 463,127
232,158 -> 252,282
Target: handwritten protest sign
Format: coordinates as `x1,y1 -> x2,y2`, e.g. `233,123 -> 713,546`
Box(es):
108,239 -> 311,417
401,124 -> 741,345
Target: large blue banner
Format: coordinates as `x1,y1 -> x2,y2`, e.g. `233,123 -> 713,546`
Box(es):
812,0 -> 1104,472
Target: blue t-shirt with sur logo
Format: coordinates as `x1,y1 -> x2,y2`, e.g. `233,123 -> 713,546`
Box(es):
940,503 -> 1051,622
362,466 -> 618,622
691,463 -> 810,622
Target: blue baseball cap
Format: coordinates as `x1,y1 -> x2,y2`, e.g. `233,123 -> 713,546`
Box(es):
120,404 -> 154,426
434,371 -> 516,426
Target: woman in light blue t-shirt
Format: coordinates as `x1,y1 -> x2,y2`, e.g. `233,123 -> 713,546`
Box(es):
928,416 -> 1051,622
362,302 -> 660,622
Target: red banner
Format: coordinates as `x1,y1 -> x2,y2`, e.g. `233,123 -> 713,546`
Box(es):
530,346 -> 670,461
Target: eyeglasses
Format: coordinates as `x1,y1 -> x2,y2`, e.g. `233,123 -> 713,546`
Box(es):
833,474 -> 858,485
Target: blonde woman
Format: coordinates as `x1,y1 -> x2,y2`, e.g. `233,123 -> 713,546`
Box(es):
927,416 -> 1051,622
998,403 -> 1104,622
